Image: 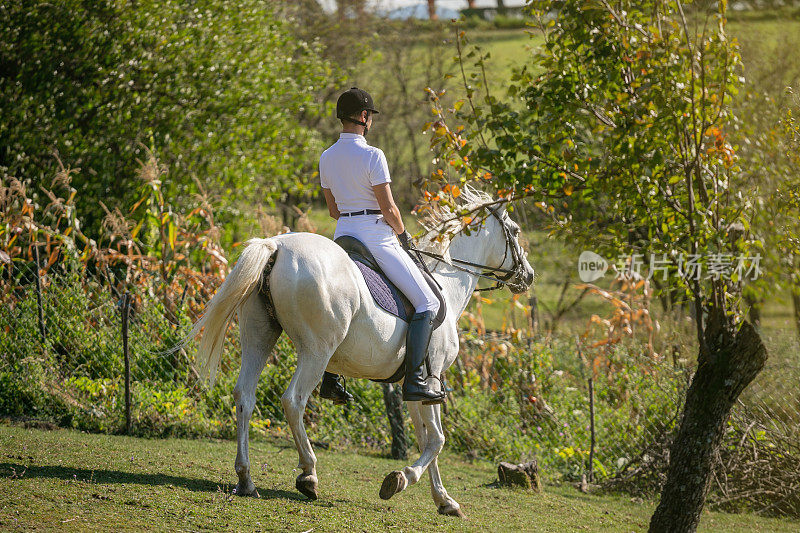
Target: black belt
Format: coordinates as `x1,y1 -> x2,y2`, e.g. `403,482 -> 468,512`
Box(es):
340,209 -> 382,217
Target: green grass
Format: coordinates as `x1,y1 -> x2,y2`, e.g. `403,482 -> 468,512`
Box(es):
471,28 -> 543,81
1,423 -> 797,532
465,17 -> 800,85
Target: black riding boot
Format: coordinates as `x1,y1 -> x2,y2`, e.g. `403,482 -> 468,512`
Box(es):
402,310 -> 446,404
319,372 -> 353,405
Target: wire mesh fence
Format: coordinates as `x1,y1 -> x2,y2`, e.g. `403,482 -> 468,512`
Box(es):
0,254 -> 398,447
2,254 -> 800,515
444,331 -> 690,482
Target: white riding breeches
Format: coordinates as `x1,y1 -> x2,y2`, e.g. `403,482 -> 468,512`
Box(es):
334,215 -> 440,315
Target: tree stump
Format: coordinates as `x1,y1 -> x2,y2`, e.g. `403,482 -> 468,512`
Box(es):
498,460 -> 542,492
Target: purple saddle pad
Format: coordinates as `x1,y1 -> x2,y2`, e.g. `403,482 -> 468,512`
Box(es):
334,234 -> 446,329
353,259 -> 414,322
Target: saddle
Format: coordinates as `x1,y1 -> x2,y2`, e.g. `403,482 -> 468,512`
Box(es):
334,236 -> 447,385
334,235 -> 446,329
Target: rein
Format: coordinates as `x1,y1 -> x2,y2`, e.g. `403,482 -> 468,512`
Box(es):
408,207 -> 525,293
407,248 -> 511,291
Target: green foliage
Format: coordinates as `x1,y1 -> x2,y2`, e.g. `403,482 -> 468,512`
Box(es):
0,0 -> 335,236
0,365 -> 59,419
427,1 -> 765,349
445,336 -> 685,482
724,24 -> 800,317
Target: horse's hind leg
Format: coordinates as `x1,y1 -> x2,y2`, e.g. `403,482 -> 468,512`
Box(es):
233,293 -> 282,497
281,352 -> 329,500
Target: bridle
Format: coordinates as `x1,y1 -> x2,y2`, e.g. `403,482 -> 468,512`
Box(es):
408,206 -> 527,292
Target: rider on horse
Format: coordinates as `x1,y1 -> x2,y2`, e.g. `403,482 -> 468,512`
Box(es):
317,87 -> 445,405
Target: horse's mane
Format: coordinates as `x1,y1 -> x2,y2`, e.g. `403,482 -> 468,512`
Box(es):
417,185 -> 494,256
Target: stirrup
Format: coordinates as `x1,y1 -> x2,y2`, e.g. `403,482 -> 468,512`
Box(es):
405,372 -> 447,405
402,380 -> 446,405
319,373 -> 353,405
422,390 -> 447,405
403,390 -> 446,405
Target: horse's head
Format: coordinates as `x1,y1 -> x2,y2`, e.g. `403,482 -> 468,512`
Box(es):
420,188 -> 534,294
483,205 -> 535,294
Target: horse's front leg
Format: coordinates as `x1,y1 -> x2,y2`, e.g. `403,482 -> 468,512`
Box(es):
380,402 -> 451,507
428,453 -> 464,517
408,404 -> 463,516
422,404 -> 464,517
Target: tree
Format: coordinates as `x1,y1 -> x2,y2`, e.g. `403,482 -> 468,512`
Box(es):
428,0 -> 438,20
336,0 -> 367,20
0,1 -> 334,240
775,101 -> 800,337
730,30 -> 800,337
369,23 -> 454,209
425,2 -> 768,530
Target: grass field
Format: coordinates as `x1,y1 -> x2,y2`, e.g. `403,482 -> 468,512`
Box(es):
1,423 -> 798,532
468,16 -> 800,85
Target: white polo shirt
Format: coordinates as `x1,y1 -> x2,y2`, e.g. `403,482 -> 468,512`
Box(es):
319,133 -> 391,213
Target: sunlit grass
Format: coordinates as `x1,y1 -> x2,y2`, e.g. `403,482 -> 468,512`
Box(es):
1,424 -> 798,532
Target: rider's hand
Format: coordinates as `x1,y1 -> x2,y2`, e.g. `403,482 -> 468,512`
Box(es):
397,230 -> 414,251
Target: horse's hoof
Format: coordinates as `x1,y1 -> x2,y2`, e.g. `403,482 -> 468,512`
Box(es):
379,470 -> 406,500
296,474 -> 318,501
233,481 -> 259,498
438,503 -> 465,518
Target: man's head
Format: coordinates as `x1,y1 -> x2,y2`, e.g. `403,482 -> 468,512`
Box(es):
336,87 -> 379,135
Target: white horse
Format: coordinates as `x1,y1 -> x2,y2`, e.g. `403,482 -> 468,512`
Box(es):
188,190 -> 534,517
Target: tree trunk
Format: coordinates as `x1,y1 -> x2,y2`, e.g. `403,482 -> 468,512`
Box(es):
743,291 -> 761,328
649,314 -> 767,532
792,287 -> 800,339
427,0 -> 437,20
382,383 -> 407,460
336,0 -> 366,20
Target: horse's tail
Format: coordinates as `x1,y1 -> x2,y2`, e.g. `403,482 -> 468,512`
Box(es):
188,237 -> 278,387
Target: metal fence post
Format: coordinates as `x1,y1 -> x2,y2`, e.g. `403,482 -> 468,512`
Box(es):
588,376 -> 596,484
122,292 -> 132,434
576,337 -> 596,485
33,243 -> 47,346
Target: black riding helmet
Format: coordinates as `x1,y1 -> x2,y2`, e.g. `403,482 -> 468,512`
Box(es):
336,87 -> 379,133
